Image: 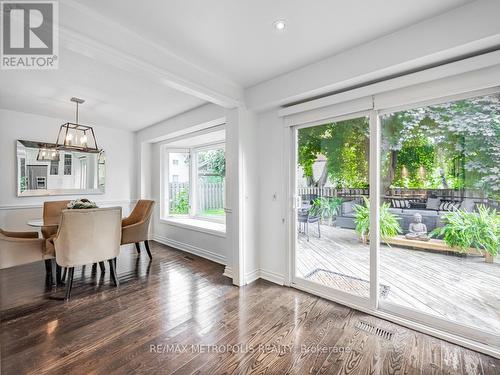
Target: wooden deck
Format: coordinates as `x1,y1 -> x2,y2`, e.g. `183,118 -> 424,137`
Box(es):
297,225 -> 500,335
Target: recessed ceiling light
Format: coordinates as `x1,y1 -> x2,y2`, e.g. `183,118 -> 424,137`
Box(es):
274,20 -> 286,31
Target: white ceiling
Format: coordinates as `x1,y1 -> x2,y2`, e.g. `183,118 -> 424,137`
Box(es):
0,0 -> 473,132
0,48 -> 205,131
83,0 -> 472,87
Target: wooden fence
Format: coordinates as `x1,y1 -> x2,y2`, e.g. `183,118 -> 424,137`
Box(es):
169,182 -> 224,212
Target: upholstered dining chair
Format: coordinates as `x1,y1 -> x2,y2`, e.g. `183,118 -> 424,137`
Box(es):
121,200 -> 155,259
41,200 -> 71,239
52,207 -> 122,300
0,229 -> 54,281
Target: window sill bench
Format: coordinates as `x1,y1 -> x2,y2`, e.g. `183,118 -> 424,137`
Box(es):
160,217 -> 226,237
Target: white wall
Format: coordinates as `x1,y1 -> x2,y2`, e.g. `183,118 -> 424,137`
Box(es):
135,103 -> 261,285
256,111 -> 287,283
137,104 -> 229,266
0,109 -> 136,230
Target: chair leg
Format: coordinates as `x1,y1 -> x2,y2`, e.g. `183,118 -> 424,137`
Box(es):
99,261 -> 106,273
56,264 -> 62,285
318,221 -> 321,238
44,259 -> 53,285
135,242 -> 141,254
109,258 -> 119,286
144,240 -> 152,260
65,267 -> 74,301
306,222 -> 309,242
61,267 -> 67,283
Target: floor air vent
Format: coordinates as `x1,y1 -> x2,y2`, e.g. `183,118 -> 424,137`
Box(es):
355,321 -> 394,341
183,255 -> 195,261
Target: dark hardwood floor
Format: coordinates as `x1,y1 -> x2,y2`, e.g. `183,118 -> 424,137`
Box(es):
1,241 -> 498,374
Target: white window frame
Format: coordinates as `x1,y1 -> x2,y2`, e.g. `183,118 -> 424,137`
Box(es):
162,141 -> 226,224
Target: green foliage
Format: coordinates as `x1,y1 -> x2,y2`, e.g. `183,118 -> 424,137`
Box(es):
202,208 -> 225,216
384,94 -> 500,196
392,136 -> 437,188
353,197 -> 401,241
297,117 -> 369,188
19,176 -> 26,193
431,205 -> 499,256
171,189 -> 189,214
199,149 -> 225,177
310,197 -> 342,223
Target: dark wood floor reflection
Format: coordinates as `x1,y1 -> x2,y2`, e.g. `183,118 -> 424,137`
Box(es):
1,241 -> 498,374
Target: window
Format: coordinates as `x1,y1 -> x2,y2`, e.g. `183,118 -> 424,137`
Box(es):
50,160 -> 59,175
195,146 -> 225,220
167,152 -> 190,215
164,143 -> 226,223
64,154 -> 72,175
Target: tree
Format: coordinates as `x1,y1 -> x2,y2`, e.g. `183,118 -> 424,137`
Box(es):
394,94 -> 500,196
297,118 -> 369,188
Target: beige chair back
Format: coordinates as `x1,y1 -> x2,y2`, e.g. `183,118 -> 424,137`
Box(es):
121,200 -> 155,245
42,200 -> 71,238
0,229 -> 45,269
54,207 -> 122,267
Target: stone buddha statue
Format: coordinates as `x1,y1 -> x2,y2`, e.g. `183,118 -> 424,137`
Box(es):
405,213 -> 430,241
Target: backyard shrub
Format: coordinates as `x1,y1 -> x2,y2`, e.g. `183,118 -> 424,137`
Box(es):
354,197 -> 401,243
431,205 -> 499,256
310,197 -> 342,224
171,190 -> 189,214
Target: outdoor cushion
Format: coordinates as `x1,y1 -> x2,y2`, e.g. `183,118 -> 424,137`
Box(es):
402,209 -> 438,217
426,197 -> 441,210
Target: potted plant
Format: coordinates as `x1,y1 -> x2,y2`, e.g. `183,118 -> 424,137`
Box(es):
431,205 -> 499,262
354,197 -> 401,244
310,197 -> 342,226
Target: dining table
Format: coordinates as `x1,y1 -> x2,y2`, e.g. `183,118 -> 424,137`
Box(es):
26,219 -> 58,228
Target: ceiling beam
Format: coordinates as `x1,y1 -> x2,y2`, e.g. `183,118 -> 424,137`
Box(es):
60,0 -> 243,109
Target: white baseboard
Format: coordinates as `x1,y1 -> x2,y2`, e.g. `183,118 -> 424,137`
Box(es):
245,269 -> 260,284
259,269 -> 285,285
153,234 -> 227,265
151,236 -> 285,287
223,266 -> 233,279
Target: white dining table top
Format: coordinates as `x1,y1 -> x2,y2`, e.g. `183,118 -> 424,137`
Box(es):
26,219 -> 58,228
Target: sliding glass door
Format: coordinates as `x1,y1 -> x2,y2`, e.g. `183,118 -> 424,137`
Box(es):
378,92 -> 500,344
293,115 -> 371,301
291,89 -> 499,352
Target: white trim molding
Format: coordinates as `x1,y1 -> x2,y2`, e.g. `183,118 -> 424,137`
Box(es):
153,234 -> 227,265
0,200 -> 136,210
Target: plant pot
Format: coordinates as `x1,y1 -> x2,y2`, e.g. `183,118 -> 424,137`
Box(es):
485,253 -> 494,263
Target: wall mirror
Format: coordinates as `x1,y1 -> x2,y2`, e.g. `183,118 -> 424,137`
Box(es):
16,140 -> 105,197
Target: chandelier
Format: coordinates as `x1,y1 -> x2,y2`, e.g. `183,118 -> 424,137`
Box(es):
55,97 -> 100,153
36,144 -> 59,162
